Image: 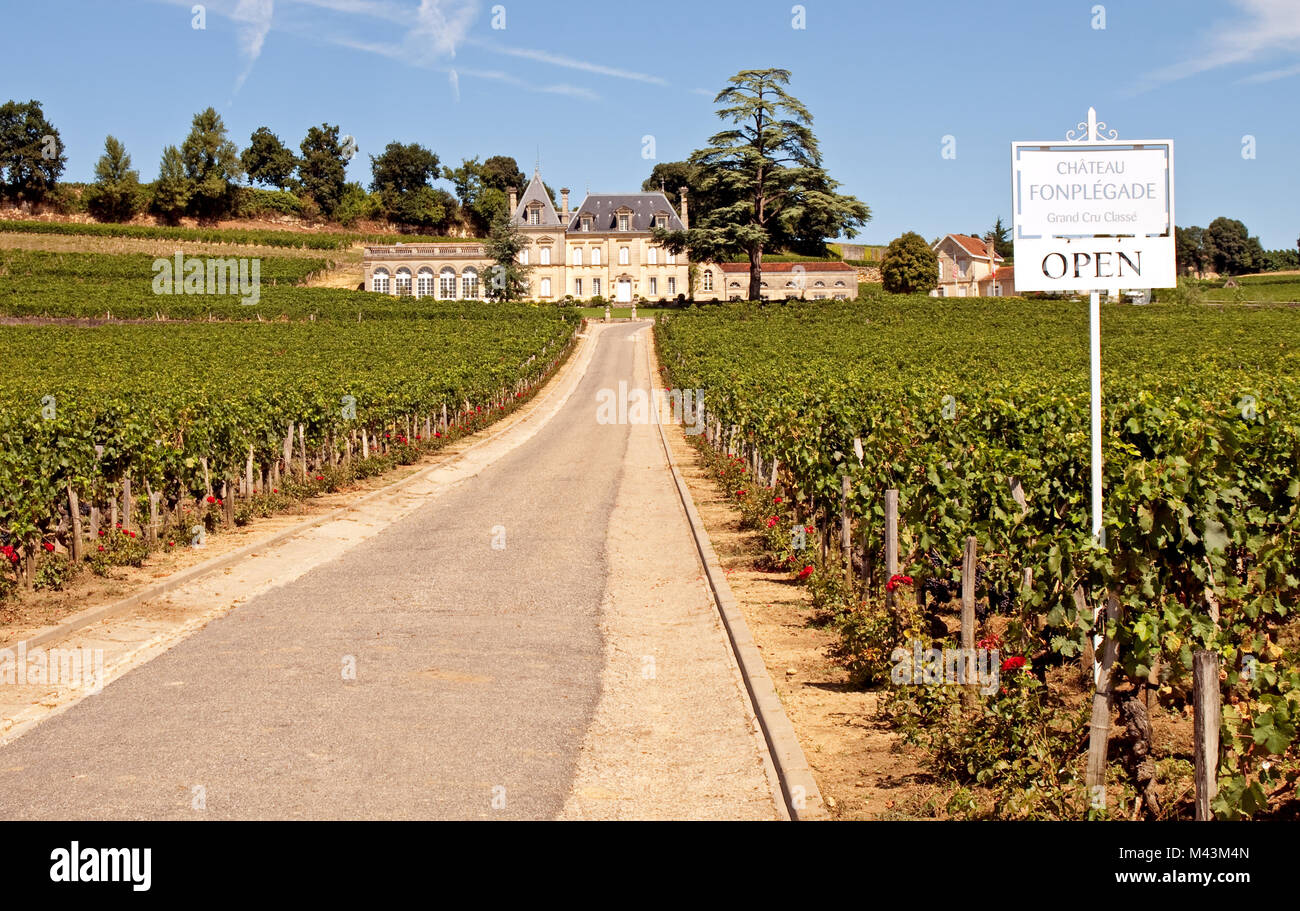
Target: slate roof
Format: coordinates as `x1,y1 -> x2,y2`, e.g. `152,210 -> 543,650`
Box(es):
567,192 -> 684,232
510,172 -> 562,228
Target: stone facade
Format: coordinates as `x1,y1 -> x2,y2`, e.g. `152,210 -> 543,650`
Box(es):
931,233 -> 1016,297
694,261 -> 858,301
361,170 -> 690,302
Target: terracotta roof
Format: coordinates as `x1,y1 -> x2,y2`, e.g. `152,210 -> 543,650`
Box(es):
942,234 -> 1003,261
993,265 -> 1015,280
714,261 -> 856,273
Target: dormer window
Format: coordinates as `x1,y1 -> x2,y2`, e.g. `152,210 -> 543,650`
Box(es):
655,214 -> 667,229
581,216 -> 592,232
527,204 -> 541,226
618,214 -> 629,231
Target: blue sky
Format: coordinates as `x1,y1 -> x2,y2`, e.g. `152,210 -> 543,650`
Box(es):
3,0 -> 1298,247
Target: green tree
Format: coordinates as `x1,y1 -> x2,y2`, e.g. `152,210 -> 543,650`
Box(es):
481,211 -> 531,301
241,127 -> 299,190
370,141 -> 453,230
84,135 -> 141,222
299,124 -> 350,218
651,68 -> 870,300
480,155 -> 526,194
1175,225 -> 1207,276
1204,217 -> 1255,276
0,99 -> 65,206
880,231 -> 938,294
990,216 -> 1012,258
334,182 -> 380,227
151,145 -> 191,224
444,155 -> 527,236
180,107 -> 242,222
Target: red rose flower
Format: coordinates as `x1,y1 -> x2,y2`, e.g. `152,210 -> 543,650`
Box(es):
1000,656 -> 1027,673
42,542 -> 54,552
797,565 -> 814,580
886,573 -> 914,593
766,516 -> 778,528
206,495 -> 216,504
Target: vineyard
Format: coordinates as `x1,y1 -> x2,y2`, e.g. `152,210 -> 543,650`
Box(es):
655,298 -> 1300,820
0,307 -> 579,599
0,219 -> 462,251
0,249 -> 521,321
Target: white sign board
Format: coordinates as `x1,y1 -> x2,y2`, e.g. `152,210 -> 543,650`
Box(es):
1012,139 -> 1175,291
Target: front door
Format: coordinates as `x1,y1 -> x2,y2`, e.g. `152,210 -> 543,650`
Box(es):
616,279 -> 632,303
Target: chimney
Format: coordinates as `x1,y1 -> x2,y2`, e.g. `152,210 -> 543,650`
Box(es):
561,187 -> 570,219
507,185 -> 518,215
678,186 -> 689,230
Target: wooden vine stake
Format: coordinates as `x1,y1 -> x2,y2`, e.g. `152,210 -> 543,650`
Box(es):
884,489 -> 899,616
1085,593 -> 1121,813
1193,581 -> 1222,820
961,536 -> 977,707
67,486 -> 83,562
840,474 -> 853,591
1192,651 -> 1221,820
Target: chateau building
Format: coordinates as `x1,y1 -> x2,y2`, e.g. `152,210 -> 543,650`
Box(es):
930,233 -> 1015,297
362,170 -> 690,303
692,261 -> 858,301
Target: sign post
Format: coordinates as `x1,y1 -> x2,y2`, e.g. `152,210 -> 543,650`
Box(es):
1014,110 -> 1177,812
1012,108 -> 1176,550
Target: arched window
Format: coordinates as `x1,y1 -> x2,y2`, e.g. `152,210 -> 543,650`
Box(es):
666,250 -> 676,265
618,247 -> 629,265
462,267 -> 479,299
372,268 -> 390,293
834,280 -> 846,287
439,267 -> 456,299
540,247 -> 551,266
592,247 -> 602,267
540,277 -> 552,297
395,268 -> 412,296
648,247 -> 658,265
520,248 -> 529,265
572,247 -> 583,266
417,268 -> 434,298
703,270 -> 714,291
814,280 -> 825,288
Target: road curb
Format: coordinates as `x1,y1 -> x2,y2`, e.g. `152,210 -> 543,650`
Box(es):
11,326 -> 594,654
644,326 -> 828,821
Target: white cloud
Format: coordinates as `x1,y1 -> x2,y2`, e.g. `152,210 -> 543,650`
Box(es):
469,41 -> 668,85
1238,60 -> 1300,83
1141,0 -> 1300,88
232,0 -> 275,91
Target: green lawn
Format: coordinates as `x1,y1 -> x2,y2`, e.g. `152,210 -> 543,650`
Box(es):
576,305 -> 672,319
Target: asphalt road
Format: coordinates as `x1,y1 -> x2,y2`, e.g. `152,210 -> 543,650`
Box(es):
0,323 -> 647,820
